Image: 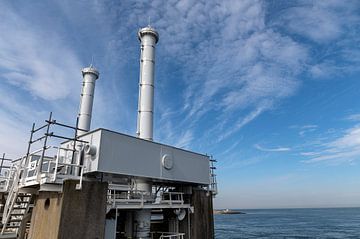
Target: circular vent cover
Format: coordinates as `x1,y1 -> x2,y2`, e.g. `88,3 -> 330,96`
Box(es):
162,154 -> 173,170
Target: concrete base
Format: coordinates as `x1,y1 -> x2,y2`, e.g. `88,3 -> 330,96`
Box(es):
28,180 -> 107,239
179,188 -> 214,239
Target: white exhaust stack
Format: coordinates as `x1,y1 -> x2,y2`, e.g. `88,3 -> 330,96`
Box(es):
78,66 -> 99,135
136,26 -> 159,141
134,26 -> 159,239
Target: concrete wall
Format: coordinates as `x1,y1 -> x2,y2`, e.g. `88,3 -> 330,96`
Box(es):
28,180 -> 107,239
58,180 -> 107,239
189,188 -> 214,239
28,192 -> 62,239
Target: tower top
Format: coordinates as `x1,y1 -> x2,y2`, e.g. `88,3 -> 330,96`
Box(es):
81,66 -> 99,79
138,26 -> 159,43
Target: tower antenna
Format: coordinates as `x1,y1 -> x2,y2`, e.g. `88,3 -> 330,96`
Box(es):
90,55 -> 94,68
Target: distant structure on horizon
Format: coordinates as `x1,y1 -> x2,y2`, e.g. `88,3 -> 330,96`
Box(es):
0,25 -> 218,239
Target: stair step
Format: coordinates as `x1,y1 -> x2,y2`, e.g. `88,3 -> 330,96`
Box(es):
8,219 -> 22,223
3,225 -> 20,229
10,213 -> 25,217
17,194 -> 31,197
0,232 -> 18,238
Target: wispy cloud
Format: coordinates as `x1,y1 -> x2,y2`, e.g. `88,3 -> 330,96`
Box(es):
275,0 -> 359,43
0,3 -> 84,157
290,125 -> 318,137
345,114 -> 360,122
0,4 -> 82,101
1,0 -> 359,161
302,125 -> 360,163
299,125 -> 318,137
218,102 -> 271,141
272,0 -> 360,80
108,0 -> 309,147
254,144 -> 291,152
173,130 -> 194,149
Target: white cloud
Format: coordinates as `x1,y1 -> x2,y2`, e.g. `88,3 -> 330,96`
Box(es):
300,152 -> 319,156
110,0 -> 307,145
220,102 -> 270,140
302,125 -> 360,163
254,144 -> 291,152
274,0 -> 360,80
279,1 -> 358,43
0,4 -> 82,101
174,130 -> 194,149
345,114 -> 360,122
299,125 -> 318,137
328,127 -> 360,149
0,3 -> 84,157
1,0 -> 359,160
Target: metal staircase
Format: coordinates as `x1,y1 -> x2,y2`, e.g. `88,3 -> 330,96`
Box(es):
0,156 -> 33,238
1,192 -> 32,237
0,113 -> 88,238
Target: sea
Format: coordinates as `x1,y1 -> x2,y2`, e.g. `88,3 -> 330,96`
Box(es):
214,208 -> 360,238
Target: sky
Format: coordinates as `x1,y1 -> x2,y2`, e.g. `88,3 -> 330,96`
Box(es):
0,0 -> 359,209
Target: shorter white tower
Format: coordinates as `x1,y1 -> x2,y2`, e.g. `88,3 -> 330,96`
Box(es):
78,66 -> 99,135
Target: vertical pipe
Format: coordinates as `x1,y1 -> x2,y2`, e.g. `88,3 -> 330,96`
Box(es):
137,26 -> 159,141
78,66 -> 99,136
37,112 -> 52,179
0,153 -> 4,175
134,26 -> 159,239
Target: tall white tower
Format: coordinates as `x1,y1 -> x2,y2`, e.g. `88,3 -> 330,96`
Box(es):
136,26 -> 159,141
78,66 -> 99,135
134,26 -> 159,239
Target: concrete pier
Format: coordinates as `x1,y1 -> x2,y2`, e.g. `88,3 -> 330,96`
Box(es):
28,180 -> 107,239
179,188 -> 214,239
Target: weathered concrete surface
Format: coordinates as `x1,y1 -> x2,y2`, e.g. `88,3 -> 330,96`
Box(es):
28,192 -> 62,239
28,180 -> 107,239
58,180 -> 107,239
189,188 -> 214,239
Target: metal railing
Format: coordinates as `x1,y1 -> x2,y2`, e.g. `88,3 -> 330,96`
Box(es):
151,232 -> 185,239
160,192 -> 184,205
19,145 -> 85,189
107,189 -> 186,211
0,154 -> 15,192
0,113 -> 89,192
107,189 -> 153,208
0,168 -> 14,193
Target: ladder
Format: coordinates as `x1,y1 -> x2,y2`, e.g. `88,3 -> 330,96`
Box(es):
209,156 -> 218,196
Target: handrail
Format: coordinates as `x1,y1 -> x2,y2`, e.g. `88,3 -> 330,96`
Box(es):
151,232 -> 185,239
161,192 -> 184,205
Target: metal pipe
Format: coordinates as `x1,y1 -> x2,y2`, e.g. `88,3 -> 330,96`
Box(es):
137,26 -> 159,141
134,25 -> 159,239
78,66 -> 99,135
0,153 -> 4,175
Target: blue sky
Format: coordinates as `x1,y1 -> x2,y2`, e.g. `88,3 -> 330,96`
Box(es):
0,0 -> 359,209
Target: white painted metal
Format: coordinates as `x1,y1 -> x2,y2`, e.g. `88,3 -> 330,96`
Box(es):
136,26 -> 159,239
78,66 -> 99,135
136,26 -> 159,141
74,129 -> 210,185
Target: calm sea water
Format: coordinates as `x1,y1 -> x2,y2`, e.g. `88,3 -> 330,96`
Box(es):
215,208 -> 360,238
